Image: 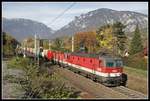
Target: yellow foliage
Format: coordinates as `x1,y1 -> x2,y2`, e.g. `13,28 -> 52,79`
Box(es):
97,25 -> 114,50
74,31 -> 97,53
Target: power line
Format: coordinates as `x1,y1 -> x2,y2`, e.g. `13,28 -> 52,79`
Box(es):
49,2 -> 76,25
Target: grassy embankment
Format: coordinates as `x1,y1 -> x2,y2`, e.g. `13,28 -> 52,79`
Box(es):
124,66 -> 148,95
124,66 -> 147,78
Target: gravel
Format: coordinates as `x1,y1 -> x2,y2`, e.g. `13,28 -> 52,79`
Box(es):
2,60 -> 25,99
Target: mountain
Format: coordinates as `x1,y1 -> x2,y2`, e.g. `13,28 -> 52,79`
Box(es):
2,18 -> 54,41
135,9 -> 148,15
53,8 -> 148,38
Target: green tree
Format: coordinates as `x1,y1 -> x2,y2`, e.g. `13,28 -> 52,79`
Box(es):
61,36 -> 72,52
113,22 -> 127,56
129,25 -> 143,55
3,32 -> 20,56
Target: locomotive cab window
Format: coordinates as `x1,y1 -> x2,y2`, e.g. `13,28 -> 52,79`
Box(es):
106,62 -> 114,67
115,60 -> 123,67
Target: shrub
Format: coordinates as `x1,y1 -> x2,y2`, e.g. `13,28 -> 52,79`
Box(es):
6,56 -> 79,99
20,64 -> 78,99
7,57 -> 30,69
122,53 -> 147,70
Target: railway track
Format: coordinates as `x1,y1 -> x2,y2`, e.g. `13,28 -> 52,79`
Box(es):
51,65 -> 148,99
37,61 -> 148,99
111,86 -> 147,99
48,65 -> 131,98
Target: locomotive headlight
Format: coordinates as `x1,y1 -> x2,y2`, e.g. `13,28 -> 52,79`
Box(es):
112,70 -> 117,72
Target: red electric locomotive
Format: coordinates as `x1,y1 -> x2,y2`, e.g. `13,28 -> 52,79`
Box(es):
45,51 -> 127,87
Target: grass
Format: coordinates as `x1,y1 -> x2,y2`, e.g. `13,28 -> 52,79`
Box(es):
124,66 -> 148,95
7,57 -> 30,69
124,66 -> 147,78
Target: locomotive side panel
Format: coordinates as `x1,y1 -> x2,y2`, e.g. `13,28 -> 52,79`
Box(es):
47,50 -> 53,60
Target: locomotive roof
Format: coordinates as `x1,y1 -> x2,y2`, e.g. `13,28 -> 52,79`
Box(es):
70,52 -> 120,59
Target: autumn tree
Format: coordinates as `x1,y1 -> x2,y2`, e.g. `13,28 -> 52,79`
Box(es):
43,40 -> 49,49
74,31 -> 97,53
22,38 -> 34,49
27,38 -> 34,48
62,36 -> 72,52
129,25 -> 143,55
96,24 -> 114,53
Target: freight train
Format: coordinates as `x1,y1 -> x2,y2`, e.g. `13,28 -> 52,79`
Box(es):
18,47 -> 127,87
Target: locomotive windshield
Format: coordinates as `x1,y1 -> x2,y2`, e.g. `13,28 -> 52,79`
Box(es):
115,60 -> 123,67
105,58 -> 123,67
106,62 -> 114,67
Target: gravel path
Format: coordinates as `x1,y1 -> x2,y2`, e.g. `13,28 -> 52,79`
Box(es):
111,86 -> 147,99
2,60 -> 25,99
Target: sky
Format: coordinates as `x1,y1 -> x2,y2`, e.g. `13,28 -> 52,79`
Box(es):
2,2 -> 148,30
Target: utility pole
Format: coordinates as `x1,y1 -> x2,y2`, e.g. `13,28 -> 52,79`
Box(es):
34,34 -> 37,62
72,36 -> 74,52
34,34 -> 40,67
37,35 -> 40,67
49,40 -> 51,50
23,40 -> 26,58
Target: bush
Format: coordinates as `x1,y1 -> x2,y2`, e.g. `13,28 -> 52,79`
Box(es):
7,57 -> 30,69
7,56 -> 79,99
20,64 -> 78,99
122,53 -> 148,70
7,57 -> 78,99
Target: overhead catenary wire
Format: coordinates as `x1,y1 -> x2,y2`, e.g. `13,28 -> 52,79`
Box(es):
49,2 -> 76,26
40,2 -> 76,52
